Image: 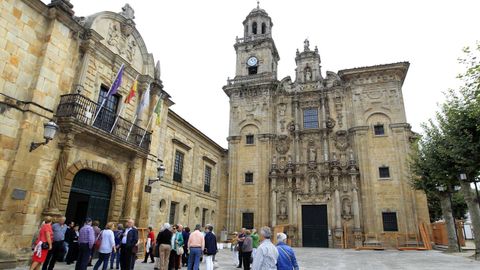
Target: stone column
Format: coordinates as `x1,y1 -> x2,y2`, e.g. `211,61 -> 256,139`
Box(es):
333,174 -> 342,235
226,136 -> 240,231
287,176 -> 293,224
73,39 -> 94,94
293,96 -> 300,163
270,173 -> 277,227
43,133 -> 75,217
121,159 -> 140,222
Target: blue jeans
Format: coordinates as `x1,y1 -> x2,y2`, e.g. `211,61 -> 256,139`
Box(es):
187,247 -> 202,270
93,252 -> 111,270
110,249 -> 120,269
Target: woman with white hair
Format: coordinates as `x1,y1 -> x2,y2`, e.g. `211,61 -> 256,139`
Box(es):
275,233 -> 299,270
154,223 -> 172,270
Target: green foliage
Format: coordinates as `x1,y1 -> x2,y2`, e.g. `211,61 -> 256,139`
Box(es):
425,191 -> 468,222
410,42 -> 480,221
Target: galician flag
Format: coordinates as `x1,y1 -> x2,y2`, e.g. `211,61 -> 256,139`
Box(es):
137,83 -> 151,115
155,98 -> 163,125
108,64 -> 125,97
124,76 -> 137,104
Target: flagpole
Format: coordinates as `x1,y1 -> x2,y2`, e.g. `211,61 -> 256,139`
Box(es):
125,114 -> 138,141
92,63 -> 125,125
139,97 -> 161,146
110,74 -> 138,133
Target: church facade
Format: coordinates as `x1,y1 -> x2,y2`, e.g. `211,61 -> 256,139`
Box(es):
223,6 -> 430,247
0,0 -> 429,265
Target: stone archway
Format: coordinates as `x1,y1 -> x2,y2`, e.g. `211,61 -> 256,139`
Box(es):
60,160 -> 125,221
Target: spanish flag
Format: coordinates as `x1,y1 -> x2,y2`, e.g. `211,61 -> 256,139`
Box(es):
124,77 -> 138,104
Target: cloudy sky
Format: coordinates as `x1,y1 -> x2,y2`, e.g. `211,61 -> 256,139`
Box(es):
62,0 -> 478,148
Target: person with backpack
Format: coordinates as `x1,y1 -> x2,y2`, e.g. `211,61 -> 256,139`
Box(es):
93,222 -> 116,270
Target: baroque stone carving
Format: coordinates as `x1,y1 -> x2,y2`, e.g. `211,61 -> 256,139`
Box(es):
342,197 -> 352,220
106,22 -> 137,62
334,130 -> 349,151
275,135 -> 291,155
120,4 -> 135,20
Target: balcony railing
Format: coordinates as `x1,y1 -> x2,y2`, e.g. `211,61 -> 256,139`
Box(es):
227,73 -> 277,86
235,33 -> 272,44
56,94 -> 151,151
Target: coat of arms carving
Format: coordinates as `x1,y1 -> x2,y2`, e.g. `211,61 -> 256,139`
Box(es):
275,135 -> 291,155
334,130 -> 349,151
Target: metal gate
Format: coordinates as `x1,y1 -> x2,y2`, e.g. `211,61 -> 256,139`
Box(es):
302,205 -> 328,247
66,169 -> 112,227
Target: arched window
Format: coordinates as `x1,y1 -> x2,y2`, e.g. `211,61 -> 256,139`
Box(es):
261,23 -> 266,34
252,22 -> 257,35
245,24 -> 248,35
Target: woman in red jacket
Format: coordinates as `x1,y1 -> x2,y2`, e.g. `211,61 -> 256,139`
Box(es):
30,216 -> 53,270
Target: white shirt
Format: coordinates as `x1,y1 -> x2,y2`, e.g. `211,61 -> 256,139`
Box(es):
99,229 -> 115,254
122,227 -> 132,244
252,239 -> 278,270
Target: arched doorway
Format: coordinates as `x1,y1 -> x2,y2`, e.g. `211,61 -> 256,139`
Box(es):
65,169 -> 112,227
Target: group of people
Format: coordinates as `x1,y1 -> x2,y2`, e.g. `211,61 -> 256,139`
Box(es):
231,226 -> 299,270
30,216 -> 139,270
151,223 -> 218,270
30,216 -> 298,270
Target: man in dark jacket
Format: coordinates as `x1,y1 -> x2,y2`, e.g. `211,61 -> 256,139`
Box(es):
181,227 -> 190,267
120,219 -> 139,270
204,225 -> 217,270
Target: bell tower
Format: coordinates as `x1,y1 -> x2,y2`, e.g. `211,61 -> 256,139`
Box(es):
233,3 -> 279,78
223,3 -> 280,232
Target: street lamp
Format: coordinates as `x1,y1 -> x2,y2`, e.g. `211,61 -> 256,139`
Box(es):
144,161 -> 165,193
459,173 -> 480,208
30,120 -> 59,152
436,185 -> 462,252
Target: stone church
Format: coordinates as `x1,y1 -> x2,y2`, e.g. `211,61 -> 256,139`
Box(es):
223,6 -> 430,247
0,0 -> 428,265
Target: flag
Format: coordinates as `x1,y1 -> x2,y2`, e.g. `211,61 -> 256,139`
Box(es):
108,64 -> 125,97
124,77 -> 137,104
137,83 -> 151,115
155,98 -> 163,125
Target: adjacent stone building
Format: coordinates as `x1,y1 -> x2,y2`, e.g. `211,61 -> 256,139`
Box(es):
223,6 -> 430,247
0,0 -> 430,265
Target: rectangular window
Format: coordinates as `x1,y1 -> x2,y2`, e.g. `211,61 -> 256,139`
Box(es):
204,166 -> 212,193
246,135 -> 254,145
382,212 -> 398,231
248,66 -> 258,75
202,208 -> 208,226
303,108 -> 319,129
173,151 -> 184,182
374,124 -> 385,136
94,86 -> 120,132
245,172 -> 253,183
169,202 -> 178,225
379,166 -> 390,179
242,212 -> 254,229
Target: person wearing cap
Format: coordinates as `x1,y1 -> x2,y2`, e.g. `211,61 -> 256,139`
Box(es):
75,218 -> 95,270
275,233 -> 299,270
187,224 -> 204,270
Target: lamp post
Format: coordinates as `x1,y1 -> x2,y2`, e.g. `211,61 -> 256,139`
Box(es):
30,120 -> 59,152
436,185 -> 462,252
459,173 -> 480,208
144,161 -> 165,193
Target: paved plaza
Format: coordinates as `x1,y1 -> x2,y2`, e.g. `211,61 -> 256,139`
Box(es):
15,248 -> 480,270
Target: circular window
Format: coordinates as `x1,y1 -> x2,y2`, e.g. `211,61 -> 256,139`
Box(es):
159,199 -> 166,212
195,207 -> 200,218
183,204 -> 188,216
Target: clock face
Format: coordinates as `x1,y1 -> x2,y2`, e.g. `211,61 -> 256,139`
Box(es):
247,56 -> 258,67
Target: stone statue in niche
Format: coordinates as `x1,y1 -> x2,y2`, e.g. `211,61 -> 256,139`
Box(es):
305,67 -> 312,82
280,200 -> 287,215
309,176 -> 317,194
309,146 -> 317,162
120,3 -> 135,20
342,198 -> 352,219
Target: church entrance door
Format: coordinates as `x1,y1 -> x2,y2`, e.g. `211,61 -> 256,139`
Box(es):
66,170 -> 112,227
302,205 -> 328,247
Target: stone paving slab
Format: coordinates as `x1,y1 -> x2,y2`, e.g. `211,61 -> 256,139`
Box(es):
15,248 -> 480,270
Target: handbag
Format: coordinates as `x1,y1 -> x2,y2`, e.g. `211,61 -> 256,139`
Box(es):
41,242 -> 50,250
177,246 -> 184,255
94,230 -> 103,250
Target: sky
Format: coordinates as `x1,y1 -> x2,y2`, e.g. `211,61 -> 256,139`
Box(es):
58,0 -> 479,148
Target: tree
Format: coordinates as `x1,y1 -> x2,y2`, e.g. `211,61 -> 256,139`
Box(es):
411,42 -> 480,256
